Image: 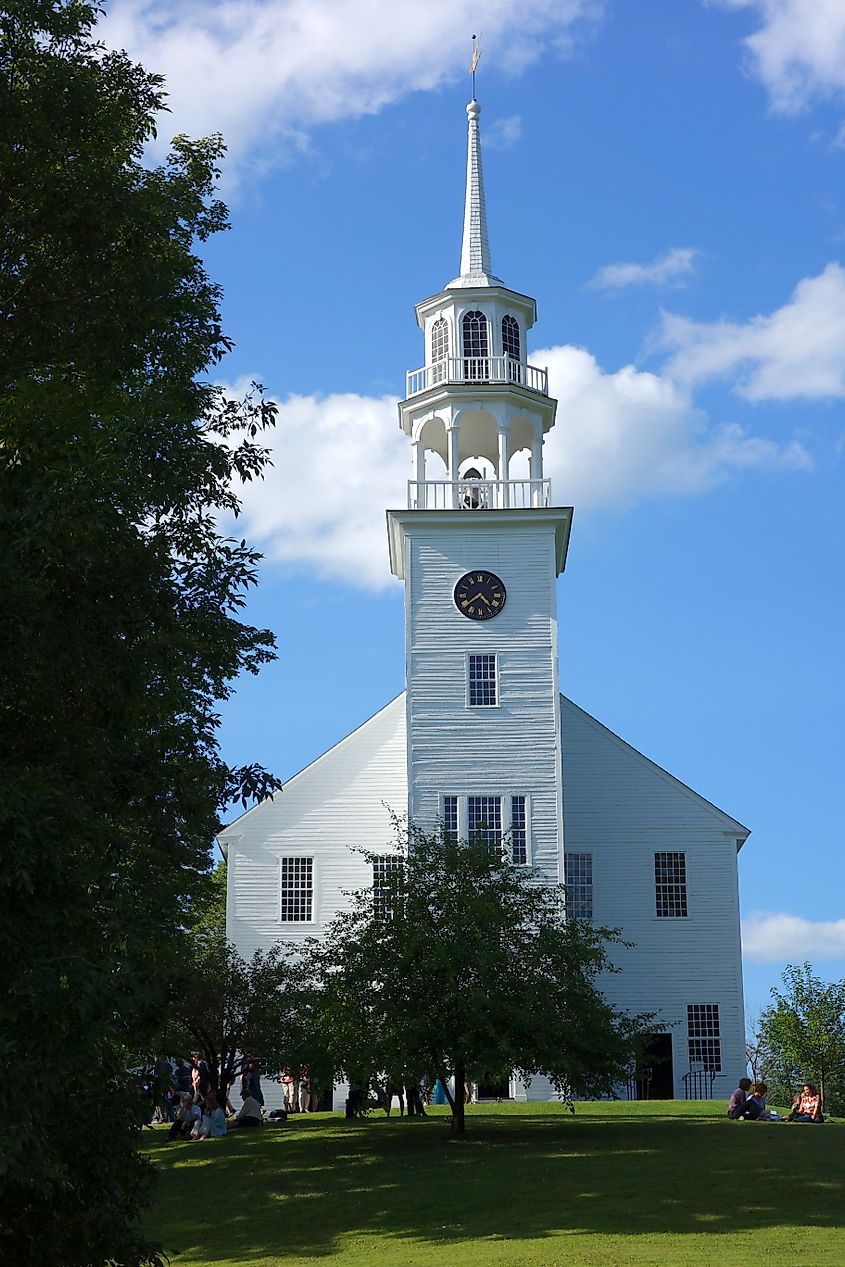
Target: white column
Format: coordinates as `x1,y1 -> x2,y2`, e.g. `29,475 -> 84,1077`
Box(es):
412,440 -> 425,507
447,424 -> 460,509
497,425 -> 511,508
530,436 -> 543,506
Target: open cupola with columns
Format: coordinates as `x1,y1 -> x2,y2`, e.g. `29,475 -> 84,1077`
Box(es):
401,98 -> 557,513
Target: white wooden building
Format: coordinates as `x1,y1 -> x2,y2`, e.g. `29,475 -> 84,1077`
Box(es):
220,96 -> 749,1110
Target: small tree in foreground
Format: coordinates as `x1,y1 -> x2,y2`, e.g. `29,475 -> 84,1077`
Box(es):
760,963 -> 845,1113
309,823 -> 650,1136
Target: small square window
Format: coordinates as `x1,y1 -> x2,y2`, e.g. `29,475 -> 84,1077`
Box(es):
279,857 -> 313,922
468,654 -> 497,707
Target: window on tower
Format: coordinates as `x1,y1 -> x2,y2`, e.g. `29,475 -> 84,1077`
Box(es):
468,653 -> 497,706
655,851 -> 688,917
431,316 -> 449,383
462,310 -> 489,381
687,1003 -> 721,1071
468,795 -> 502,852
502,314 -> 522,383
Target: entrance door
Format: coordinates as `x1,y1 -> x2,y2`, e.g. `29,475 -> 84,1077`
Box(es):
476,1077 -> 511,1100
636,1033 -> 674,1099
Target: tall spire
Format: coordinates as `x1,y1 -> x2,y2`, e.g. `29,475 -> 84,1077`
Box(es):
448,98 -> 503,289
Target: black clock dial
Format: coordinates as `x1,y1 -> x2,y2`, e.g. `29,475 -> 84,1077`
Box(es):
454,570 -> 507,621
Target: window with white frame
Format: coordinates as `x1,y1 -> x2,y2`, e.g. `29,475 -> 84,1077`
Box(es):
431,315 -> 449,365
468,795 -> 502,851
510,795 -> 528,864
565,852 -> 593,918
279,857 -> 313,922
372,855 -> 403,920
655,851 -> 688,917
468,653 -> 497,706
687,1003 -> 721,1071
502,314 -> 520,360
443,795 -> 458,839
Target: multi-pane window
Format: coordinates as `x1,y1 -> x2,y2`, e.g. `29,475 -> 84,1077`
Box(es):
443,795 -> 458,839
565,852 -> 593,918
502,314 -> 520,359
687,1003 -> 721,1071
462,310 -> 488,380
468,653 -> 497,706
279,857 -> 313,922
372,855 -> 403,920
431,316 -> 449,364
655,851 -> 688,918
468,795 -> 501,852
510,796 -> 528,865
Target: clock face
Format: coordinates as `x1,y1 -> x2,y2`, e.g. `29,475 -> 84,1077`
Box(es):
454,570 -> 507,621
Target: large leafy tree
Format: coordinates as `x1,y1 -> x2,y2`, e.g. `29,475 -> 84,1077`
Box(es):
760,963 -> 845,1113
309,824 -> 649,1137
0,3 -> 279,1263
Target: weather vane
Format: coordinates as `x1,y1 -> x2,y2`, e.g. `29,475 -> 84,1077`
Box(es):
470,33 -> 482,98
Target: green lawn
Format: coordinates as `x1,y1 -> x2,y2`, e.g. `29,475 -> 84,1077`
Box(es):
143,1101 -> 844,1266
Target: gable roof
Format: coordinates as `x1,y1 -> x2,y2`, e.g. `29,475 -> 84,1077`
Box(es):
561,693 -> 751,844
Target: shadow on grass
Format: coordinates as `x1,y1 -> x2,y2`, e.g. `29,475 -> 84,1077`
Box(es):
144,1107 -> 845,1263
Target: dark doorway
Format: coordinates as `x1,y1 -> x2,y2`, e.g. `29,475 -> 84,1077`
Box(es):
476,1077 -> 511,1100
636,1033 -> 674,1099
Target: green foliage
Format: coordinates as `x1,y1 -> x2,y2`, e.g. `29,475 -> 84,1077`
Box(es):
0,3 -> 279,1262
760,963 -> 845,1114
308,823 -> 649,1135
162,936 -> 308,1098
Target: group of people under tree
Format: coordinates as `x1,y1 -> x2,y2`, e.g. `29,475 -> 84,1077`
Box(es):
728,1077 -> 825,1123
137,1054 -> 268,1140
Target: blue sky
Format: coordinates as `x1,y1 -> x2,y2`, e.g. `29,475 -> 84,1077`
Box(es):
102,0 -> 845,1015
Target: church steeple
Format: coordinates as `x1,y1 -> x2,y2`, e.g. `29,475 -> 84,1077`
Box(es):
448,99 -> 503,289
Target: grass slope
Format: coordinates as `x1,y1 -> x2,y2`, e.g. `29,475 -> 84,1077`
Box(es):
143,1101 -> 844,1266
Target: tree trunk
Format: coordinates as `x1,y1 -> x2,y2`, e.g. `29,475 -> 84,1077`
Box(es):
451,1060 -> 466,1137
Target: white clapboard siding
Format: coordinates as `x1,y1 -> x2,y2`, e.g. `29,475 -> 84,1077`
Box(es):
404,517 -> 563,888
560,695 -> 748,1099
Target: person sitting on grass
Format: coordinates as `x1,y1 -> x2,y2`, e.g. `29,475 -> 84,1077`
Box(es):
787,1083 -> 824,1122
169,1093 -> 196,1140
234,1087 -> 263,1128
192,1091 -> 226,1140
747,1082 -> 781,1121
727,1077 -> 758,1119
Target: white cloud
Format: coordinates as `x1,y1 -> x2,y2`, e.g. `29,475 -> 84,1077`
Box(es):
588,247 -> 699,291
743,910 -> 845,962
659,263 -> 845,400
485,115 -> 523,150
709,0 -> 845,113
227,349 -> 809,589
99,0 -> 600,176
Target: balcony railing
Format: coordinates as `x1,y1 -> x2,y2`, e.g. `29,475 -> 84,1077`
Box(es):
408,478 -> 551,510
406,356 -> 549,398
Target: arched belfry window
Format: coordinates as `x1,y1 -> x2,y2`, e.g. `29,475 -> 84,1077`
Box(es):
462,310 -> 488,381
431,316 -> 449,383
502,314 -> 521,383
502,315 -> 520,360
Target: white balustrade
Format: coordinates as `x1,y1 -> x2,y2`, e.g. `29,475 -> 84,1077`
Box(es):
407,478 -> 552,510
405,356 -> 548,397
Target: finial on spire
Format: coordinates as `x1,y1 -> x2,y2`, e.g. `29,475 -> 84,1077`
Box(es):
470,33 -> 481,99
